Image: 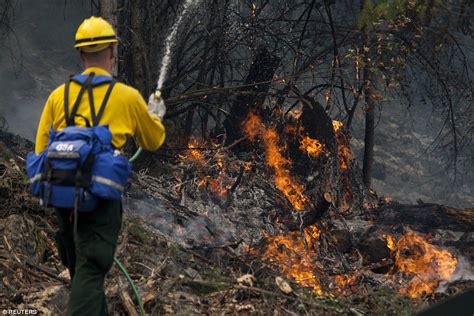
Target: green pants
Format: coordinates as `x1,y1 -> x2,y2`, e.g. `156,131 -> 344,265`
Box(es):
54,199 -> 122,316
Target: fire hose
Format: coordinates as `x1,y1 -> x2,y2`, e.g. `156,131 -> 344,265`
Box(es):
113,90 -> 165,315
114,257 -> 145,316
111,143 -> 146,316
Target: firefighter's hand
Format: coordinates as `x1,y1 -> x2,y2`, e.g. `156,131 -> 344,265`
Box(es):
148,91 -> 166,120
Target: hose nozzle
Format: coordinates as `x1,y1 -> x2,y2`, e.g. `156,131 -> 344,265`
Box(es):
153,90 -> 162,102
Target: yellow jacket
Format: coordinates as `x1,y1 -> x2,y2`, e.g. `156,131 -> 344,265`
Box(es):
35,67 -> 165,153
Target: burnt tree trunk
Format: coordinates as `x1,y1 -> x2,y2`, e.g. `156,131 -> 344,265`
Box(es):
130,0 -> 147,95
224,46 -> 279,144
362,71 -> 375,188
361,7 -> 376,189
100,0 -> 117,76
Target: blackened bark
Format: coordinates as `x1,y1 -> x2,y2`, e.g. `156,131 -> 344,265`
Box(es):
224,46 -> 279,144
130,0 -> 146,95
362,70 -> 375,188
300,99 -> 336,154
100,0 -> 117,76
361,1 -> 376,189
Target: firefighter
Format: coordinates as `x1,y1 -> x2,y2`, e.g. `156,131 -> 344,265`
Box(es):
34,16 -> 165,315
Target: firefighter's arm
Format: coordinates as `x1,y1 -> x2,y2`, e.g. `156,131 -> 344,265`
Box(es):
35,93 -> 55,154
133,91 -> 166,152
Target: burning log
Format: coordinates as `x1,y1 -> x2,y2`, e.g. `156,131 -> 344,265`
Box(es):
357,228 -> 393,268
285,192 -> 333,231
300,99 -> 337,154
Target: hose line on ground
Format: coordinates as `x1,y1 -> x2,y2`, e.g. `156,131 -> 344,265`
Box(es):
112,148 -> 145,315
114,256 -> 145,316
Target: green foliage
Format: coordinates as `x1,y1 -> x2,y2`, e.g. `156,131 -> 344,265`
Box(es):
357,0 -> 441,29
358,0 -> 407,29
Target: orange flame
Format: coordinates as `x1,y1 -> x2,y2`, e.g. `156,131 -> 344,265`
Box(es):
387,230 -> 457,298
332,120 -> 343,132
180,137 -> 205,162
244,113 -> 308,210
334,273 -> 357,291
299,135 -> 324,157
332,120 -> 351,169
260,226 -> 323,295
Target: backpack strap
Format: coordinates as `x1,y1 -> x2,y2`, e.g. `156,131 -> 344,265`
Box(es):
86,78 -> 116,126
65,73 -> 95,126
64,77 -> 72,126
94,79 -> 116,126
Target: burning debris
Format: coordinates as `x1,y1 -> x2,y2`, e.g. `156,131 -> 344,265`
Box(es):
243,112 -> 309,211
299,134 -> 324,158
255,227 -> 323,295
387,230 -> 458,298
0,123 -> 472,315
179,111 -> 464,301
333,120 -> 352,170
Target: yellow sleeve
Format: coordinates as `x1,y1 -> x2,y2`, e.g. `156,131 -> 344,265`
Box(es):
133,91 -> 166,151
35,93 -> 55,154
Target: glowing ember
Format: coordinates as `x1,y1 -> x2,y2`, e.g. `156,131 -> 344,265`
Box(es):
207,177 -> 228,196
260,226 -> 323,295
334,273 -> 357,291
215,151 -> 224,170
180,136 -> 205,162
299,135 -> 324,157
332,120 -> 351,170
288,108 -> 303,120
243,113 -> 308,210
198,175 -> 210,188
332,120 -> 343,132
387,230 -> 458,298
244,161 -> 253,173
337,145 -> 352,170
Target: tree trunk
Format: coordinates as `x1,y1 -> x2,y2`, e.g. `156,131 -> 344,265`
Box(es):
130,0 -> 146,95
224,46 -> 279,144
362,68 -> 375,188
100,0 -> 118,76
361,1 -> 376,189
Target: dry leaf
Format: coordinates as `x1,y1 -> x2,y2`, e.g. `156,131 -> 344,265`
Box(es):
58,269 -> 70,280
237,274 -> 255,287
236,303 -> 255,312
142,291 -> 156,305
275,276 -> 292,294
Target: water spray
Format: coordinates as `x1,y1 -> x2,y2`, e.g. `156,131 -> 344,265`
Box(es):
130,0 -> 200,163
124,4 -> 202,311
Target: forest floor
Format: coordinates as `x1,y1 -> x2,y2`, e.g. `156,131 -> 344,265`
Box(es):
0,130 -> 472,315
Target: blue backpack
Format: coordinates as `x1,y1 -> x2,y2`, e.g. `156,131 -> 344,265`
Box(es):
26,72 -> 131,212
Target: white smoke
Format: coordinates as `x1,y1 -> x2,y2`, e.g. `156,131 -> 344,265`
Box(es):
437,255 -> 474,293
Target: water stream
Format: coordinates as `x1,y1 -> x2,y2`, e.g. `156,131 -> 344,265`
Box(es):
156,0 -> 201,90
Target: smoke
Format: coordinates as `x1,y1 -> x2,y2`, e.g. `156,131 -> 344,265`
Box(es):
124,194 -> 236,247
0,1 -> 89,139
437,255 -> 474,293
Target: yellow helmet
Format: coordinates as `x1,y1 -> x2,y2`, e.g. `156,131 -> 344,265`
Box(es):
74,16 -> 118,52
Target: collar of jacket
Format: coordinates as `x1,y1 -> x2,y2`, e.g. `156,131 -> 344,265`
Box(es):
82,66 -> 112,77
